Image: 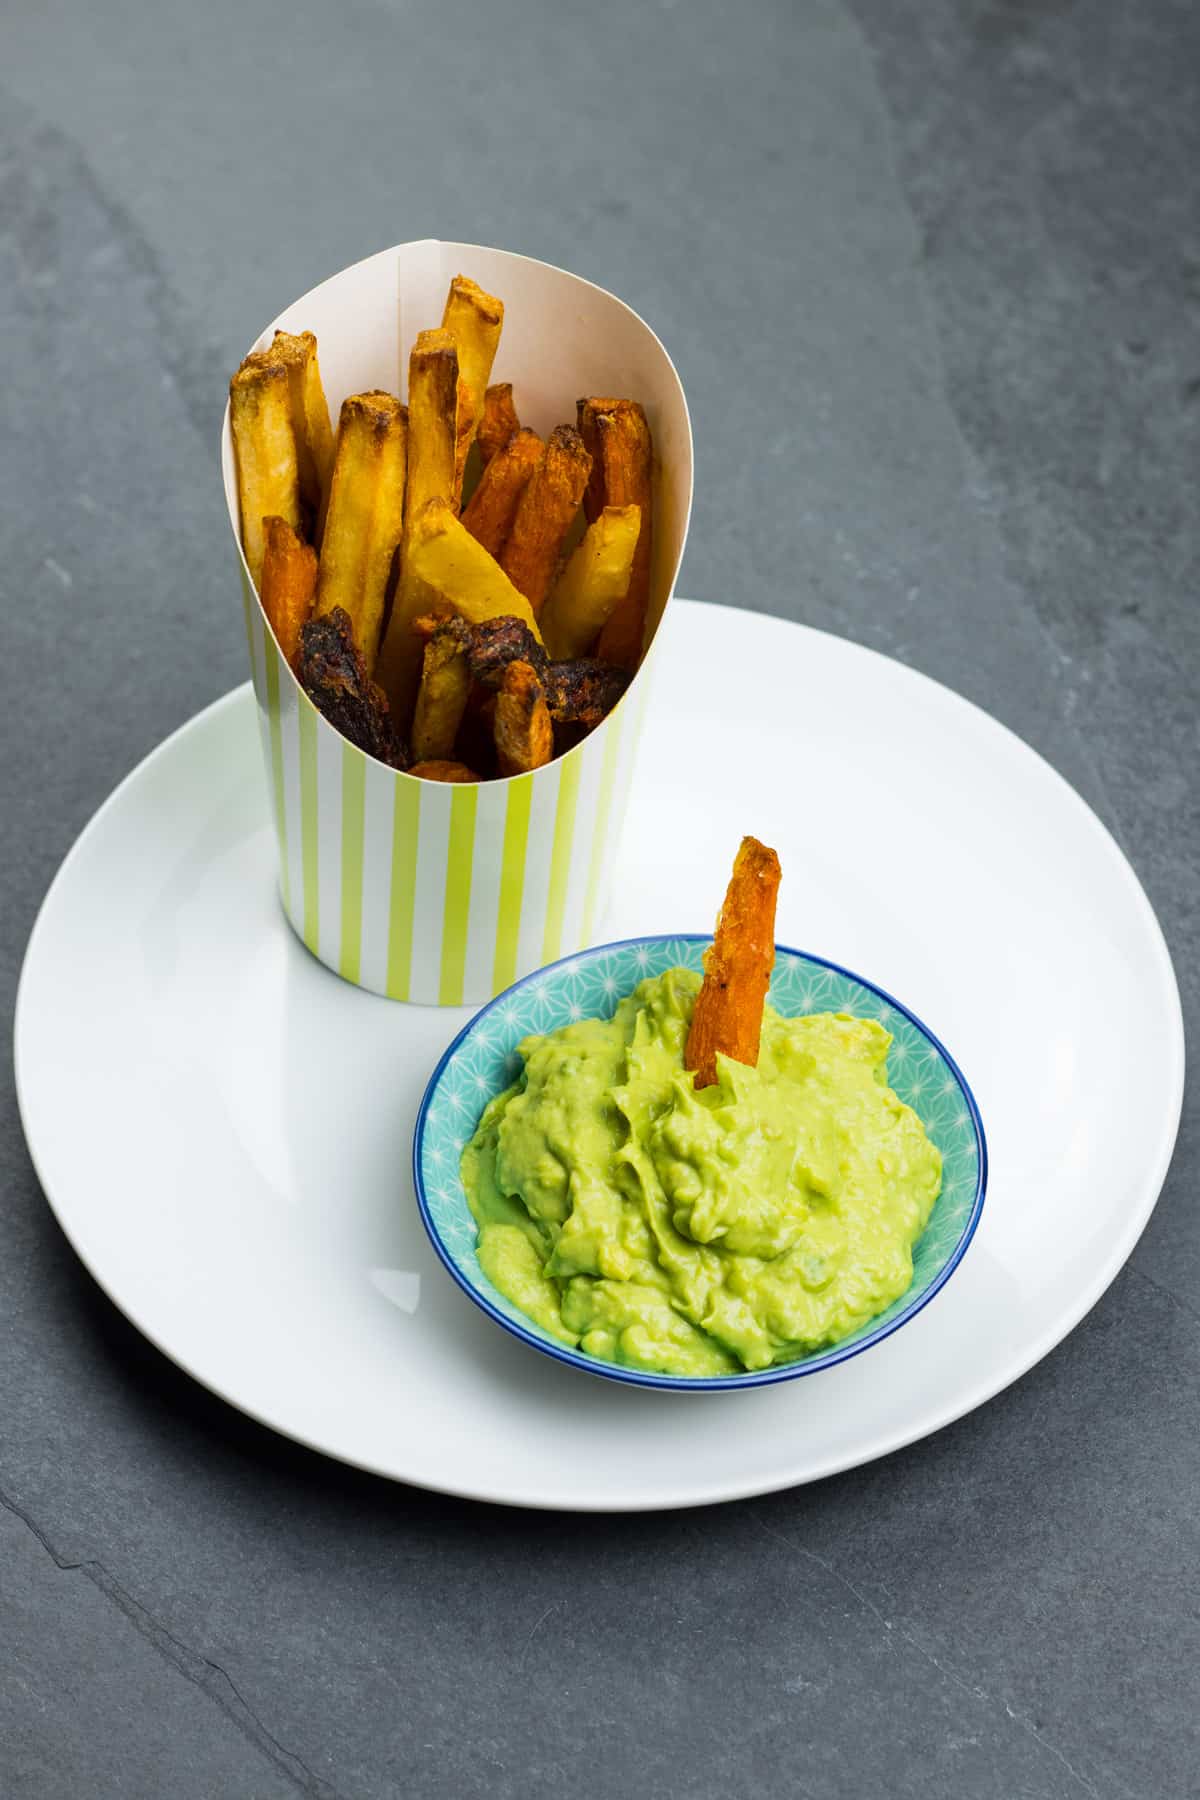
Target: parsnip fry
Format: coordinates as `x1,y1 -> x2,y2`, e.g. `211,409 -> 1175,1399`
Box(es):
478,383 -> 519,467
375,330 -> 461,719
260,516 -> 318,666
441,275 -> 504,490
541,503 -> 640,660
494,659 -> 553,777
409,760 -> 480,783
577,397 -> 653,670
229,354 -> 302,589
403,499 -> 544,639
412,615 -> 472,763
314,391 -> 407,672
271,330 -> 335,536
685,837 -> 782,1089
500,425 -> 592,616
460,428 -> 542,558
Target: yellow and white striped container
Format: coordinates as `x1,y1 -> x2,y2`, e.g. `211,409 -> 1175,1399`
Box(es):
221,241 -> 693,1005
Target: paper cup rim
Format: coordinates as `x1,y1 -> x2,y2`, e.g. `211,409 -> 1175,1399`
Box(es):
219,239 -> 694,783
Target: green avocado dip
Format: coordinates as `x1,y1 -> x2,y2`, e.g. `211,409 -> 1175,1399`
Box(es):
460,968 -> 943,1377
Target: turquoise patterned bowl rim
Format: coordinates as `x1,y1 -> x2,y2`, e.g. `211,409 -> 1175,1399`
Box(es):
412,936 -> 987,1391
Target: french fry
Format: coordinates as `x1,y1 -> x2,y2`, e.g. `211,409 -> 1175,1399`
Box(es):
494,659 -> 553,777
500,425 -> 592,616
229,354 -> 302,589
441,275 -> 504,492
271,330 -> 335,536
313,391 -> 407,672
685,837 -> 782,1089
460,427 -> 542,559
576,397 -> 653,669
403,499 -> 544,639
411,615 -> 472,763
375,331 -> 461,719
409,760 -> 480,783
540,503 -> 641,660
260,516 -> 318,666
478,383 -> 519,467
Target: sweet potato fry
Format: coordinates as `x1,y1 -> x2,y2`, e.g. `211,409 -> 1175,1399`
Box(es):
260,516 -> 318,666
685,837 -> 782,1089
500,426 -> 592,616
409,760 -> 480,783
576,398 -> 653,669
375,331 -> 461,720
313,391 -> 407,672
411,614 -> 472,763
460,428 -> 542,558
494,659 -> 554,777
295,608 -> 407,769
229,353 -> 302,589
403,500 -> 544,639
270,330 -> 335,537
441,275 -> 504,491
540,503 -> 640,660
477,383 -> 519,467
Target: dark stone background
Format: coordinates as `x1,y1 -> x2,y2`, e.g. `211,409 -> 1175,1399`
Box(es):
2,2 -> 1195,1794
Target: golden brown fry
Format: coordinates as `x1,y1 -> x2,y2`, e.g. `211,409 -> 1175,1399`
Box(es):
477,383 -> 519,467
540,503 -> 641,660
229,354 -> 302,589
270,330 -> 335,536
577,397 -> 653,669
409,760 -> 480,783
411,620 -> 472,763
375,331 -> 461,720
493,659 -> 554,777
402,499 -> 544,638
313,391 -> 407,672
460,428 -> 542,558
441,275 -> 504,492
685,837 -> 782,1089
260,516 -> 318,666
499,425 -> 592,616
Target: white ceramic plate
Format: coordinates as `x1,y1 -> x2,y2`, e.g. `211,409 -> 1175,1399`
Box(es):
14,603 -> 1184,1512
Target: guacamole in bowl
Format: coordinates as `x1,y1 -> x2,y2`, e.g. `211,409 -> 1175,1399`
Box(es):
414,938 -> 986,1391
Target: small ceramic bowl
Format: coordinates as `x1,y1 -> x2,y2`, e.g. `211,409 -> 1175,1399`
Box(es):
413,936 -> 987,1391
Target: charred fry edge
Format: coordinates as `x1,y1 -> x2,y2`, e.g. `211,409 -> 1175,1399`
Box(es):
295,606 -> 408,770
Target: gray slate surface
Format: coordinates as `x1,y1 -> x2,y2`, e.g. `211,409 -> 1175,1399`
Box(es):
2,1 -> 1196,1795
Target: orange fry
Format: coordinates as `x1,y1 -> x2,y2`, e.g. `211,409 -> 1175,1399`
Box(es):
493,659 -> 554,777
460,427 -> 542,558
260,516 -> 318,666
409,760 -> 480,783
577,397 -> 653,670
685,837 -> 782,1089
499,425 -> 592,616
477,383 -> 519,467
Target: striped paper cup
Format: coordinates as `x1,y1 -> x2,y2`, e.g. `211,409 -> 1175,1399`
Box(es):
220,241 -> 693,1004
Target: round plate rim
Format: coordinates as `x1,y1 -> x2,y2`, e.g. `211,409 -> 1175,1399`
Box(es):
12,602 -> 1187,1510
412,933 -> 989,1391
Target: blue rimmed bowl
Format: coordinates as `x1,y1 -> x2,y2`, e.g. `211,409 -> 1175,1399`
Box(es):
413,937 -> 987,1391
